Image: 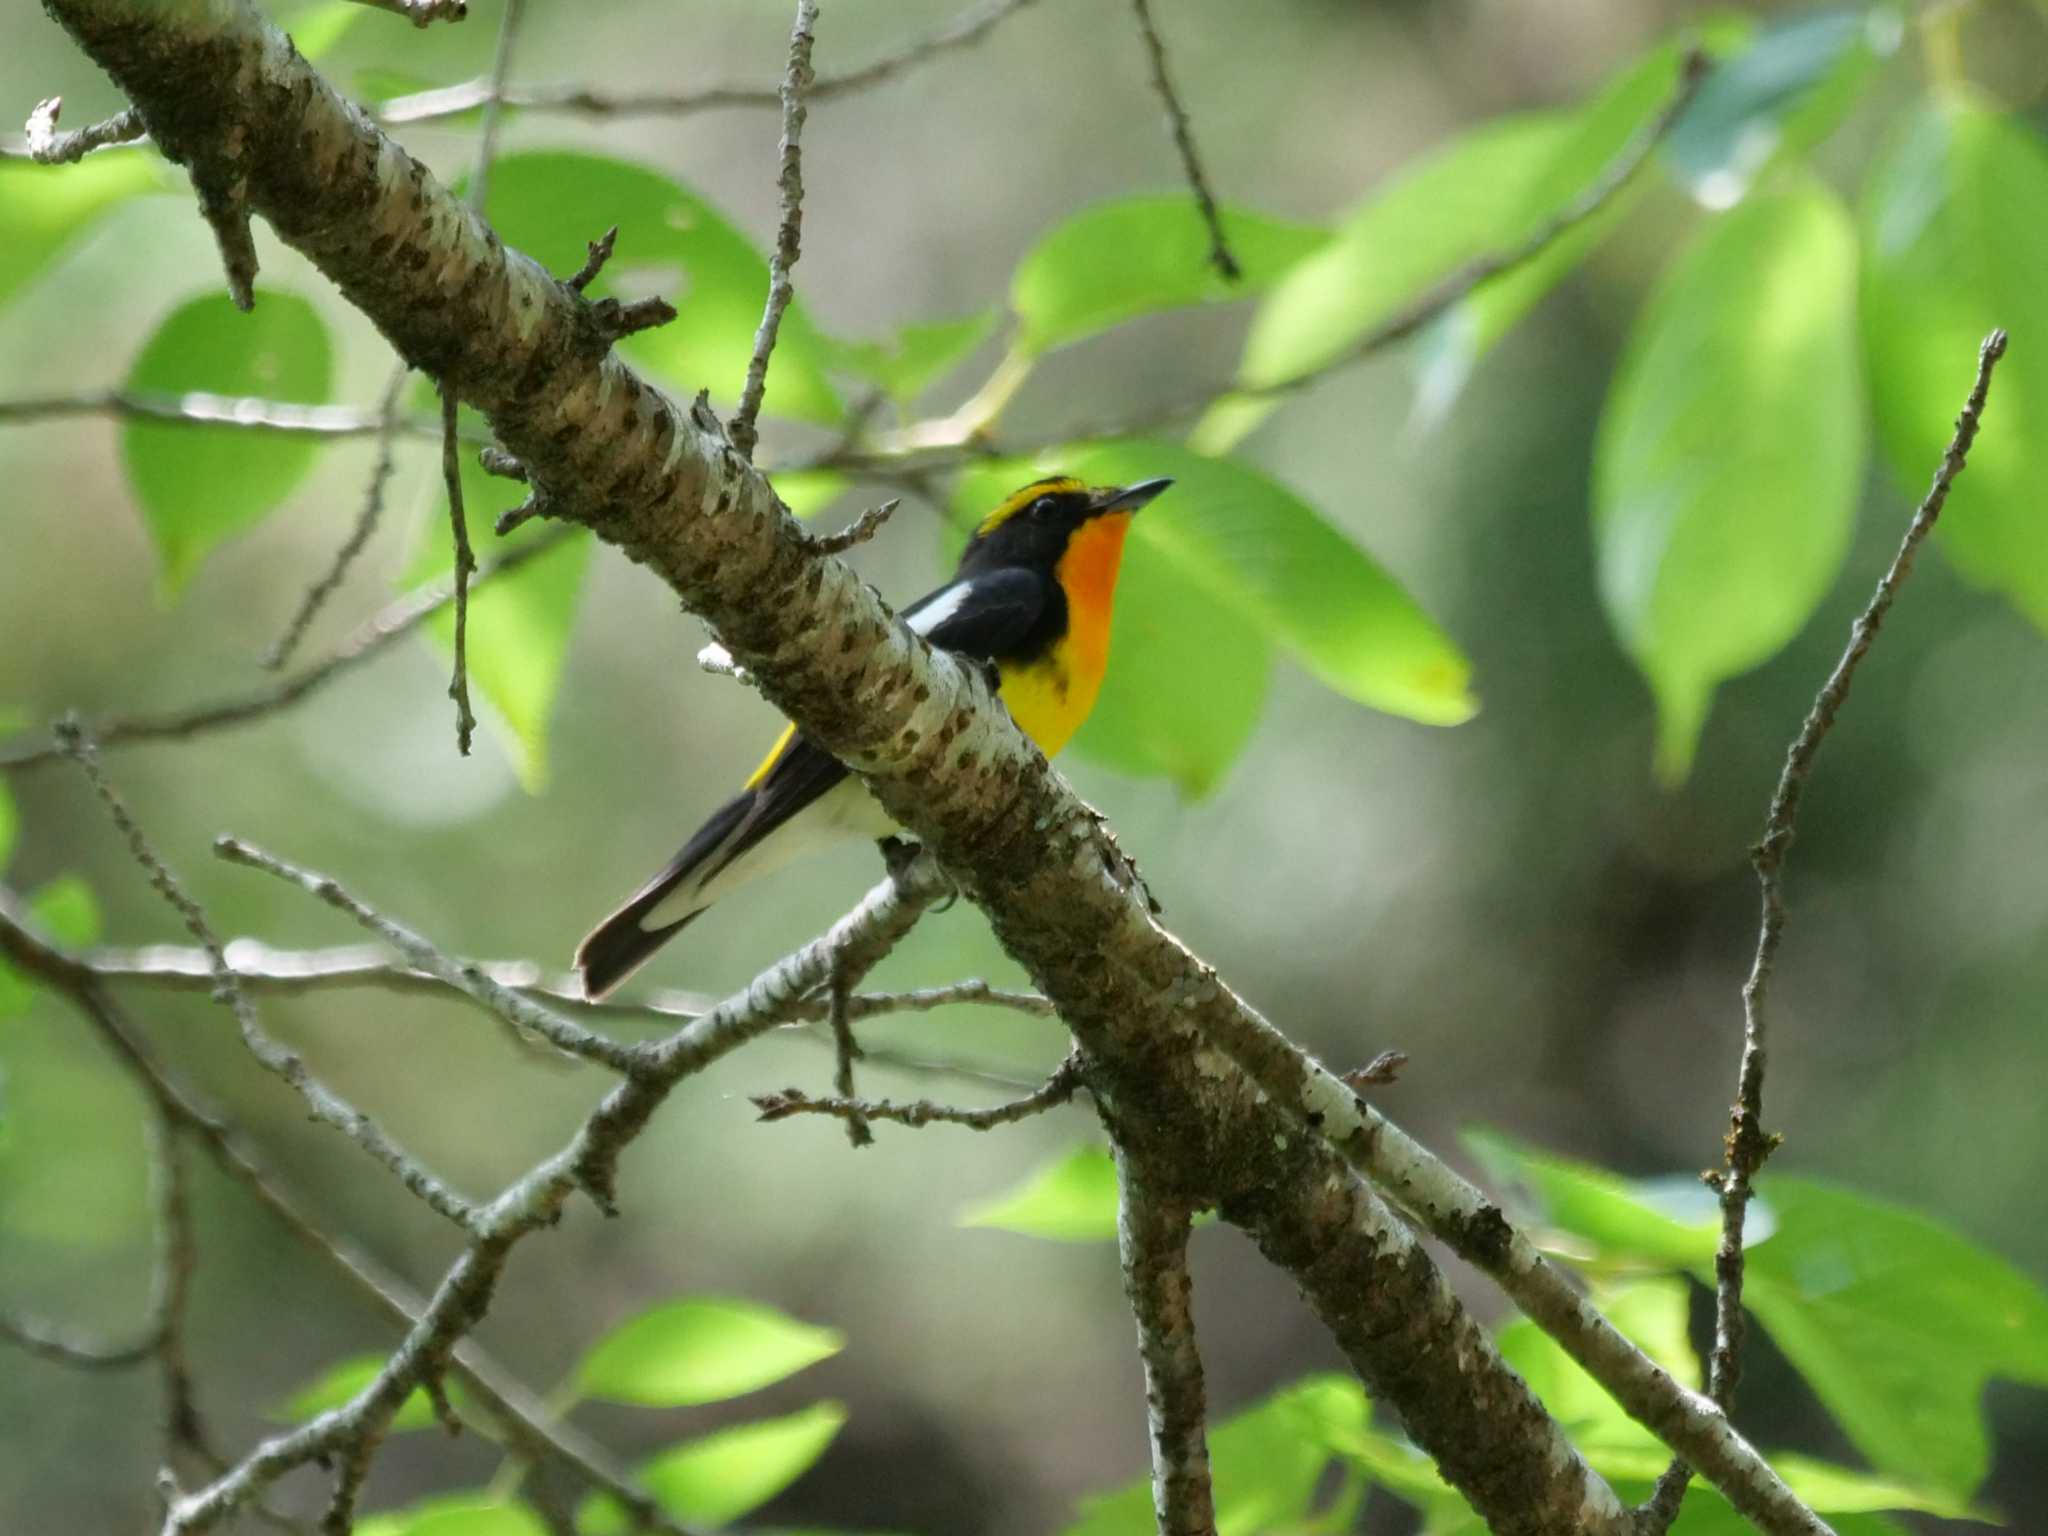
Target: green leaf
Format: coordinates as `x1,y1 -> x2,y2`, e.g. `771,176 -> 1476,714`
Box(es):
1862,95 -> 2048,633
280,0 -> 366,58
580,1403 -> 846,1533
826,309 -> 999,404
0,150 -> 162,309
769,469 -> 849,520
123,290 -> 335,592
1066,1375 -> 1369,1536
28,876 -> 100,949
1011,198 -> 1328,356
959,1143 -> 1120,1242
1462,1127 -> 1736,1269
951,460 -> 1269,795
576,1296 -> 844,1407
365,1499 -> 550,1536
409,424 -> 592,790
273,1354 -> 442,1433
1192,113 -> 1574,453
1663,6 -> 1901,210
1592,176 -> 1862,782
1417,36 -> 1724,424
1743,1177 -> 2048,1498
0,780 -> 14,870
1066,441 -> 1473,725
1497,1280 -> 1696,1455
481,152 -> 841,428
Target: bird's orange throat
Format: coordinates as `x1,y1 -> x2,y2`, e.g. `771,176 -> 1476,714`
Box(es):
996,512 -> 1132,759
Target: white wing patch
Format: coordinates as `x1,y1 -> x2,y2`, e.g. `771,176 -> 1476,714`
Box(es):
907,580 -> 974,638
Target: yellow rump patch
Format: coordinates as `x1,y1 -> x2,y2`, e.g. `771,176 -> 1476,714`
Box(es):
976,476 -> 1085,537
744,723 -> 798,789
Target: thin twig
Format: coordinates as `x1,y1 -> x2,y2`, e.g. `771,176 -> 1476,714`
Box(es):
466,0 -> 524,214
1638,330 -> 2010,1536
807,498 -> 900,556
1129,0 -> 1237,281
566,226 -> 617,293
0,527 -> 571,770
753,1052 -> 1083,1132
0,387 -> 466,441
375,0 -> 1040,125
729,0 -> 819,460
264,367 -> 407,670
439,380 -> 478,755
21,95 -> 144,161
56,725 -> 482,1232
353,0 -> 467,26
1114,1157 -> 1216,1536
825,964 -> 871,1147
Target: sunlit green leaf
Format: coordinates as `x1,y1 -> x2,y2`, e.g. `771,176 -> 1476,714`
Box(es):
1862,94 -> 2048,634
959,1143 -> 1119,1242
123,290 -> 334,592
827,309 -> 999,404
769,469 -> 849,520
1193,114 -> 1573,453
1417,35 -> 1730,424
359,1497 -> 550,1536
0,150 -> 162,309
580,1403 -> 847,1533
1066,1376 -> 1369,1536
28,876 -> 100,949
1663,6 -> 1901,210
576,1297 -> 844,1407
1462,1127 -> 1737,1269
1593,176 -> 1861,782
1497,1280 -> 1694,1454
273,1353 -> 441,1433
480,152 -> 841,428
0,780 -> 14,870
280,0 -> 366,58
1070,441 -> 1473,724
952,461 -> 1269,795
1011,198 -> 1328,356
409,420 -> 592,790
1744,1177 -> 2048,1498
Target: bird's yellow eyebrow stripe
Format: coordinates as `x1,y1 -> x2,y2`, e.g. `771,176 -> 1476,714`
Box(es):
975,475 -> 1085,537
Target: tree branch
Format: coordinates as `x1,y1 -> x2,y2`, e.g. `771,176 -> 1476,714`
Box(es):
20,93 -> 143,161
753,1052 -> 1083,1131
1640,329 -> 2010,1534
1114,1158 -> 1215,1536
729,0 -> 819,461
1129,0 -> 1237,282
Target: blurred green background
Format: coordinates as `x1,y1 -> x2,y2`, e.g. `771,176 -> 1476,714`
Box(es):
5,0 -> 2048,1531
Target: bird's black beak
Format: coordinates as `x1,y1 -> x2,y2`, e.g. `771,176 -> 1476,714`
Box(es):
1091,477 -> 1173,516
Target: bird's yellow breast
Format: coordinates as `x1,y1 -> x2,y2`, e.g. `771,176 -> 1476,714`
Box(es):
999,511 -> 1131,757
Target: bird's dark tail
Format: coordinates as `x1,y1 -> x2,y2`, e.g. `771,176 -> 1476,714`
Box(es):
573,792 -> 753,1000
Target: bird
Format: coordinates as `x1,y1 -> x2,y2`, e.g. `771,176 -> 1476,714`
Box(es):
573,473 -> 1173,1000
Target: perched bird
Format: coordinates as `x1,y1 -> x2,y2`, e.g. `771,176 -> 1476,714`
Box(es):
574,473 -> 1173,999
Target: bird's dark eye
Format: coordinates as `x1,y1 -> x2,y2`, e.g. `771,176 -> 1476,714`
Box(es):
1030,496 -> 1059,521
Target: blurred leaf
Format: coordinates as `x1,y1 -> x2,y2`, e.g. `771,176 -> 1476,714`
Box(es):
356,69 -> 437,103
1664,6 -> 1901,210
576,1297 -> 844,1407
580,1403 -> 847,1533
280,0 -> 365,57
1497,1280 -> 1694,1454
358,1497 -> 549,1536
274,1354 -> 441,1433
0,150 -> 162,309
1862,95 -> 2048,633
1743,1177 -> 2048,1498
29,876 -> 100,949
1011,198 -> 1328,355
410,422 -> 593,790
1417,34 -> 1734,425
959,1143 -> 1119,1242
1069,441 -> 1474,725
1193,114 -> 1574,453
481,152 -> 841,428
1066,1376 -> 1369,1536
0,780 -> 14,869
827,309 -> 999,404
769,469 -> 849,519
952,460 -> 1269,795
1462,1127 -> 1738,1269
1593,176 -> 1861,782
123,290 -> 334,592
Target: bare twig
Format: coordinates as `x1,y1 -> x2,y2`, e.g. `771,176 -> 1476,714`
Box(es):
1115,1157 -> 1215,1536
1638,331 -> 2010,1536
353,0 -> 467,26
566,226 -> 617,292
466,0 -> 523,214
825,965 -> 871,1147
753,1052 -> 1083,1131
729,0 -> 819,460
22,94 -> 143,161
57,724 -> 482,1232
375,0 -> 1040,125
807,498 -> 900,556
212,838 -> 641,1074
264,367 -> 407,670
588,294 -> 679,342
194,176 -> 258,312
479,446 -> 528,481
439,380 -> 478,755
1129,0 -> 1237,281
0,527 -> 571,770
0,388 -> 464,441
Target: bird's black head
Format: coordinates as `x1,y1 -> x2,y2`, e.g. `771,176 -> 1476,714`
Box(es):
955,475 -> 1174,578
